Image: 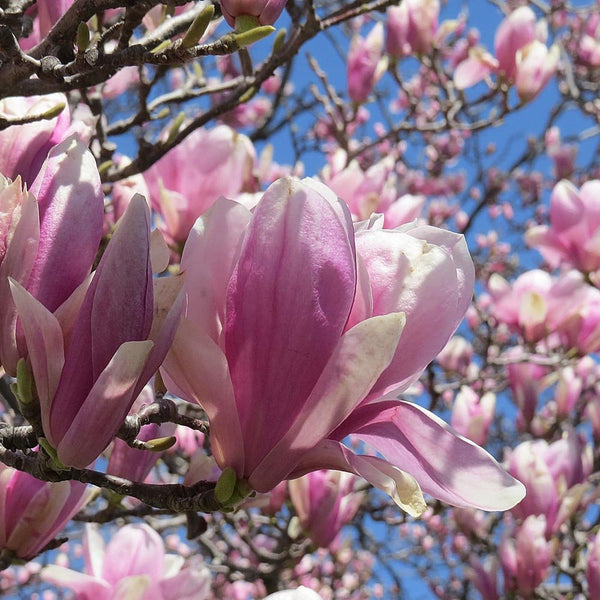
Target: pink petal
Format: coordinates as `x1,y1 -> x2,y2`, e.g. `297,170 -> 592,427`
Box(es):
56,340 -> 154,468
42,565 -> 112,600
161,318 -> 244,474
0,192 -> 39,375
290,439 -> 426,516
9,279 -> 64,437
28,136 -> 103,312
101,524 -> 164,586
250,312 -> 405,491
335,400 -> 525,510
225,177 -> 356,470
182,197 -> 252,343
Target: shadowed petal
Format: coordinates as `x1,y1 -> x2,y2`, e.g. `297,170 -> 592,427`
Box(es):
335,400 -> 525,511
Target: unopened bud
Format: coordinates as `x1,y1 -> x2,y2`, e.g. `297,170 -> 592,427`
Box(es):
215,467 -> 237,503
15,359 -> 35,405
151,40 -> 171,54
142,435 -> 177,452
235,25 -> 275,48
77,22 -> 90,52
182,4 -> 215,49
166,112 -> 185,145
39,103 -> 66,121
272,27 -> 286,54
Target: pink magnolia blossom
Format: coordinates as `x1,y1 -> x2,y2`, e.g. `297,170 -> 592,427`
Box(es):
0,136 -> 104,376
288,470 -> 364,548
577,14 -> 600,67
467,557 -> 499,600
500,515 -> 554,597
0,465 -> 90,560
454,7 -> 557,102
143,125 -> 257,243
507,433 -> 590,532
488,269 -> 553,343
527,180 -> 600,273
451,386 -> 496,446
515,41 -> 559,102
220,0 -> 287,28
385,0 -> 440,58
494,6 -> 538,80
347,23 -> 387,104
11,196 -> 183,468
0,95 -> 70,187
320,151 -> 424,226
437,335 -> 474,376
42,523 -> 211,599
162,176 -> 524,515
505,350 -> 549,428
489,269 -> 600,352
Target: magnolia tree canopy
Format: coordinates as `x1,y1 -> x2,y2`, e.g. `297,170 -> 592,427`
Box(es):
0,0 -> 599,598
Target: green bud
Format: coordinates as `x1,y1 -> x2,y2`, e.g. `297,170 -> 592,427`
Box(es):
215,467 -> 237,504
151,40 -> 171,54
77,22 -> 90,52
235,25 -> 275,48
142,436 -> 177,452
166,112 -> 185,145
182,4 -> 215,49
272,28 -> 286,54
39,103 -> 66,121
154,107 -> 170,120
238,86 -> 257,103
15,359 -> 34,405
98,160 -> 113,174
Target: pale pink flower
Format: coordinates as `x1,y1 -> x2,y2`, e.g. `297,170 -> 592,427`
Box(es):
500,515 -> 554,597
451,387 -> 496,446
385,0 -> 440,58
162,176 -> 524,515
288,470 -> 364,548
0,466 -> 90,560
43,523 -> 211,599
587,534 -> 600,598
220,0 -> 287,28
527,180 -> 600,273
0,136 -> 104,376
347,23 -> 387,104
143,125 -> 257,243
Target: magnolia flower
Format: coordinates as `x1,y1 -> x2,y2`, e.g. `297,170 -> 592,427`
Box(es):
451,386 -> 496,446
11,196 -> 183,468
347,23 -> 387,104
0,465 -> 90,560
454,6 -> 558,102
0,136 -> 104,376
0,94 -> 70,187
220,0 -> 287,28
163,176 -> 524,515
288,470 -> 364,548
385,0 -> 440,58
526,180 -> 600,274
43,523 -> 211,600
143,125 -> 257,243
